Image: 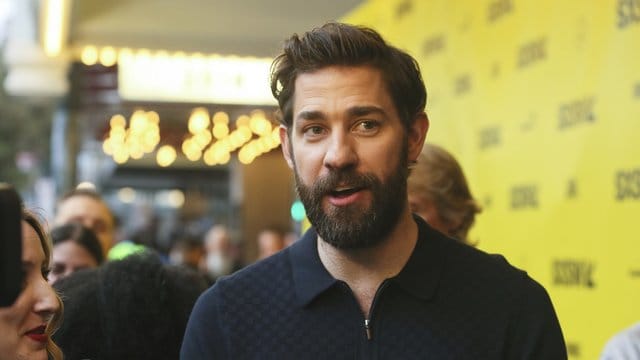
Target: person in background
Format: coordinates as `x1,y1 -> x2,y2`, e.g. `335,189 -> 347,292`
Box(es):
201,225 -> 241,283
600,321 -> 640,359
0,209 -> 62,360
53,253 -> 207,360
407,143 -> 482,245
54,187 -> 115,256
256,225 -> 286,260
169,235 -> 205,272
48,223 -> 105,285
181,22 -> 566,359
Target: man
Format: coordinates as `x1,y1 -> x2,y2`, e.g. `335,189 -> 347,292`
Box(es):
256,225 -> 286,259
181,22 -> 567,359
54,188 -> 115,256
168,235 -> 205,272
201,225 -> 241,283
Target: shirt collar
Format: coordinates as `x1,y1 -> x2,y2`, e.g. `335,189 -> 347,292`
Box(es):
289,227 -> 337,307
390,215 -> 445,301
289,216 -> 446,307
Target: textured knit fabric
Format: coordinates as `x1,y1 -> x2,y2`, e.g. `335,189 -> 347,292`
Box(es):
181,217 -> 567,359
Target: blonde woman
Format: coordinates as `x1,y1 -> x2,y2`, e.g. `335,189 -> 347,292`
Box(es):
0,209 -> 63,360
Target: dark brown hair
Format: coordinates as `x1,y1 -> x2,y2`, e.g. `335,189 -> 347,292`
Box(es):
51,223 -> 105,264
270,22 -> 426,131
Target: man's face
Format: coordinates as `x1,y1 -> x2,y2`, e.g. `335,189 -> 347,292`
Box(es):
257,230 -> 285,259
54,196 -> 114,255
280,65 -> 426,249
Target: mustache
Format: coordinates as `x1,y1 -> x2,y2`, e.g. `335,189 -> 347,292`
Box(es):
311,169 -> 378,196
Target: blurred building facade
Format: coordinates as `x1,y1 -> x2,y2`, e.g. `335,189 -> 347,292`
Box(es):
0,0 -> 361,261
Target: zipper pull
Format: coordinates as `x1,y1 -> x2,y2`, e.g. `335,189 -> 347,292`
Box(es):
364,319 -> 372,340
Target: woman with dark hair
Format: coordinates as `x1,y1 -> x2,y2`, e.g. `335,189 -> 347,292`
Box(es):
48,223 -> 104,284
0,209 -> 63,360
53,253 -> 208,360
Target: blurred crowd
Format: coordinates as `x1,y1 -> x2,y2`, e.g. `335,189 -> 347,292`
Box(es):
0,141 -> 483,359
1,184 -> 293,360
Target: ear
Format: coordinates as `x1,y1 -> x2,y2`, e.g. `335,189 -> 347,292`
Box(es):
407,112 -> 429,162
279,125 -> 294,169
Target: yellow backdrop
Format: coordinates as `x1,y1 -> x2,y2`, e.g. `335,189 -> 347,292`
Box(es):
345,0 -> 640,358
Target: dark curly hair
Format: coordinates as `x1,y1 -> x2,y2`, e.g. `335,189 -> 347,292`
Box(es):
53,253 -> 208,360
270,22 -> 427,132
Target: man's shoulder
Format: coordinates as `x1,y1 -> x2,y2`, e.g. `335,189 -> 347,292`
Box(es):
416,218 -> 525,281
188,248 -> 299,339
455,241 -> 523,275
206,248 -> 293,300
432,233 -> 540,294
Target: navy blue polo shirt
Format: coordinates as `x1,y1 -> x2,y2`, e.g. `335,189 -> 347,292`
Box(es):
181,217 -> 567,359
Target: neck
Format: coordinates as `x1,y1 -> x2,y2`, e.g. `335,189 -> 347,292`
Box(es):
317,208 -> 418,315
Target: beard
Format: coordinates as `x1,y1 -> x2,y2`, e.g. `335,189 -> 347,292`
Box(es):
293,141 -> 409,250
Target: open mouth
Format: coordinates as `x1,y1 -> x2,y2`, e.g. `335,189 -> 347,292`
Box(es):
26,325 -> 46,335
329,186 -> 363,198
25,325 -> 48,343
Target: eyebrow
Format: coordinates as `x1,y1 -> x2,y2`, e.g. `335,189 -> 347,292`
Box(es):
296,110 -> 325,122
347,106 -> 387,118
295,106 -> 387,122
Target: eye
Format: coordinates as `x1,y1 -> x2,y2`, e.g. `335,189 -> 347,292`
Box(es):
302,125 -> 326,138
353,120 -> 380,134
42,268 -> 51,280
50,263 -> 65,276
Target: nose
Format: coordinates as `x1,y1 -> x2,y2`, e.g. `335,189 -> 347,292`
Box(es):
33,278 -> 60,321
82,218 -> 95,230
323,130 -> 358,171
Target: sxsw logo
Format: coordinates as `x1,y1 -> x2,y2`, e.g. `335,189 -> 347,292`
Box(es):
618,0 -> 640,28
422,34 -> 445,57
558,97 -> 596,130
517,38 -> 547,68
615,168 -> 640,200
552,260 -> 596,288
479,126 -> 501,149
510,185 -> 539,209
488,0 -> 514,22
